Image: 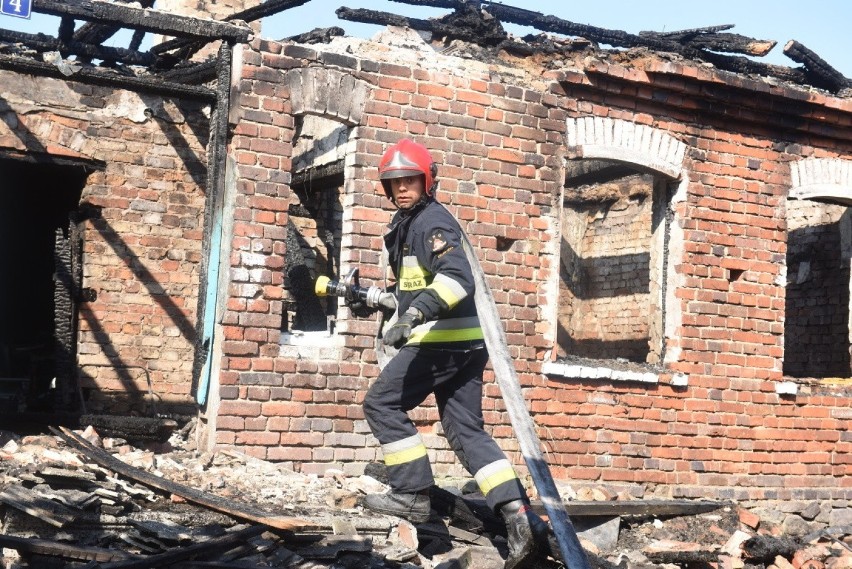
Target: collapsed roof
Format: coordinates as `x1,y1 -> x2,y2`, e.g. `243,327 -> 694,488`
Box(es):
0,0 -> 849,99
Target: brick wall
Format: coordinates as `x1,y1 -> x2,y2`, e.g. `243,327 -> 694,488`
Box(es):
7,29 -> 848,522
0,71 -> 207,414
211,38 -> 852,523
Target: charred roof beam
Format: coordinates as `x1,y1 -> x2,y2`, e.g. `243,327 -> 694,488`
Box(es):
71,0 -> 156,52
32,0 -> 251,43
640,26 -> 776,57
336,4 -> 508,46
151,0 -> 309,59
0,53 -> 215,101
0,28 -> 158,67
784,40 -> 852,93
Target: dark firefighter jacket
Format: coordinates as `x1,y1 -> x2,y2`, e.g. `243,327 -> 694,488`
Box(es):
383,199 -> 483,347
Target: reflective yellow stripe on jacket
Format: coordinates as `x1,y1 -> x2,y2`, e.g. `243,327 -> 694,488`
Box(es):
399,256 -> 429,292
427,273 -> 469,310
407,316 -> 483,344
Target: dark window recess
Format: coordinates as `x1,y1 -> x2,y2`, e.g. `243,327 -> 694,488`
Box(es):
784,207 -> 851,378
557,160 -> 669,367
0,157 -> 90,415
282,163 -> 343,334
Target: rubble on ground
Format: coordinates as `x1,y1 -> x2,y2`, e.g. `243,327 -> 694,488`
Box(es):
1,424 -> 850,569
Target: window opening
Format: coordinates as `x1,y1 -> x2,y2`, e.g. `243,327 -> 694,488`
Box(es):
557,159 -> 670,366
0,157 -> 89,415
783,200 -> 851,378
282,115 -> 348,336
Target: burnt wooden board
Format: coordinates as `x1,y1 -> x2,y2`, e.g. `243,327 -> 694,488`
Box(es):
52,426 -> 317,532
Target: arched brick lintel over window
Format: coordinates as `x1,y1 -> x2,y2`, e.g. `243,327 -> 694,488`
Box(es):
789,157 -> 852,205
566,117 -> 687,180
283,67 -> 371,125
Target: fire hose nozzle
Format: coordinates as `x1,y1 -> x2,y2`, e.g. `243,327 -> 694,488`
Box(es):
314,269 -> 396,310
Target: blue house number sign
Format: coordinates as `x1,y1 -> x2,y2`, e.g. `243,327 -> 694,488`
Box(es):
1,0 -> 32,19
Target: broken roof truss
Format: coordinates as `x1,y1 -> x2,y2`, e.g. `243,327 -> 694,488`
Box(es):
1,0 -> 848,96
338,0 -> 852,94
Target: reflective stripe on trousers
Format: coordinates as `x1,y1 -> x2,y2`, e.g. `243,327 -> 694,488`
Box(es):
362,345 -> 527,511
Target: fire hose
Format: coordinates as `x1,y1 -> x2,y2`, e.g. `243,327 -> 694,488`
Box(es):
315,228 -> 590,569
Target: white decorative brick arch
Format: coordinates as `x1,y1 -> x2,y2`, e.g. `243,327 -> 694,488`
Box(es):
566,117 -> 686,180
789,158 -> 852,205
284,67 -> 370,125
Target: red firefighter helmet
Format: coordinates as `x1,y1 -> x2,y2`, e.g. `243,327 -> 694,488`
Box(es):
378,138 -> 438,201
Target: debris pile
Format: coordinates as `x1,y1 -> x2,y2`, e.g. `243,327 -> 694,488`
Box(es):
1,425 -> 850,568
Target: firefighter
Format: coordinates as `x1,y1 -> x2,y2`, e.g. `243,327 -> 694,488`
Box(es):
352,138 -> 549,569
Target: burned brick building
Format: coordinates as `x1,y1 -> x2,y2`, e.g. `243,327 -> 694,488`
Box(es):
1,1 -> 850,527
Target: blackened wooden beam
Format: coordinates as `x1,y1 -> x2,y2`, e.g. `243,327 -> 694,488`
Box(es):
73,0 -> 154,46
481,2 -> 688,52
0,54 -> 215,101
191,40 -> 232,400
286,26 -> 345,44
682,33 -> 776,56
335,7 -> 439,32
51,426 -> 315,531
0,534 -> 134,563
0,28 -> 157,66
640,27 -> 776,56
337,5 -> 507,45
160,60 -> 218,84
390,0 -> 468,8
482,3 -> 813,87
784,39 -> 851,92
32,0 -> 251,42
58,16 -> 75,42
224,0 -> 311,24
96,525 -> 269,569
652,24 -> 734,38
150,0 -> 308,60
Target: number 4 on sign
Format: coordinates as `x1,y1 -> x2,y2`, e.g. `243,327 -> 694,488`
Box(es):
1,0 -> 32,19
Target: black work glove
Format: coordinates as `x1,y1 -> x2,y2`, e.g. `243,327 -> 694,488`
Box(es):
383,308 -> 423,348
348,300 -> 377,318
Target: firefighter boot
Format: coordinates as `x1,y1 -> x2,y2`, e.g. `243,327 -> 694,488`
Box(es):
361,489 -> 431,524
501,499 -> 550,569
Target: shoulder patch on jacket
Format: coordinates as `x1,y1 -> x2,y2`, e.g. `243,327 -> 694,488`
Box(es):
429,229 -> 452,254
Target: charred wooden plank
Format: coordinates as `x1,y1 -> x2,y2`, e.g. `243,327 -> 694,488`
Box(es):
58,16 -> 75,42
650,24 -> 735,38
150,0 -> 307,62
80,415 -> 178,442
96,524 -> 268,569
683,33 -> 776,56
483,2 -> 694,53
160,61 -> 218,84
336,5 -> 506,45
335,7 -> 435,33
742,535 -> 799,563
52,426 -> 316,532
32,0 -> 251,42
784,39 -> 851,92
0,28 -> 157,66
533,499 -> 728,518
72,0 -> 155,46
0,534 -> 133,563
390,0 -> 467,8
0,484 -> 86,528
222,0 -> 310,24
286,26 -> 345,44
0,53 -> 215,101
640,27 -> 776,56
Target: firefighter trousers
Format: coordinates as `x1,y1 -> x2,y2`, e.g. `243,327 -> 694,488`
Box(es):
363,345 -> 527,512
